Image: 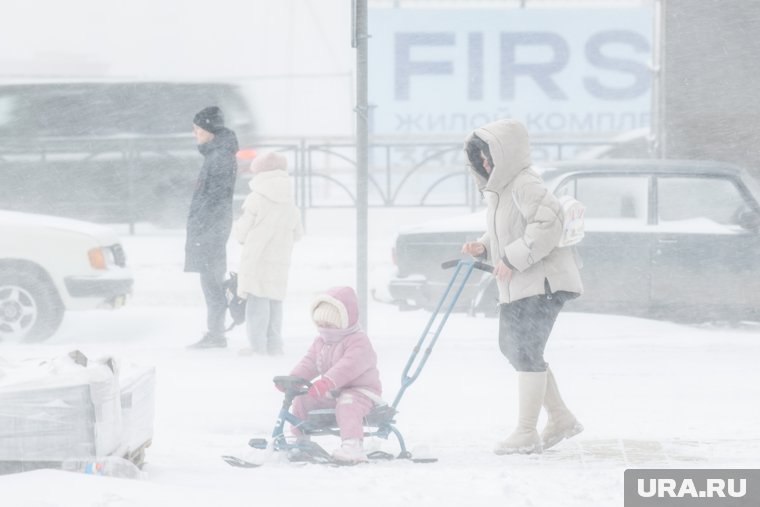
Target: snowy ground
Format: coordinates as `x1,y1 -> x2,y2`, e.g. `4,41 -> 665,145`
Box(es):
1,208 -> 759,507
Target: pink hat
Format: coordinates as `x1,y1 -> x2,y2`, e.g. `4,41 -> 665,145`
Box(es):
250,152 -> 288,173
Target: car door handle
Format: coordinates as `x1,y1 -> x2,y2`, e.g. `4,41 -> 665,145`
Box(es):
658,238 -> 678,244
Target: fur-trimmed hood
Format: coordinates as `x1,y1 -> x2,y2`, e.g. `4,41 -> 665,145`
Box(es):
464,119 -> 532,192
309,286 -> 359,330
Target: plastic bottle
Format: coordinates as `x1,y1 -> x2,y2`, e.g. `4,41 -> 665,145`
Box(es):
61,456 -> 143,479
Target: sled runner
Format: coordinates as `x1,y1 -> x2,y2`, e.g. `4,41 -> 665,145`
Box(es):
223,258 -> 493,467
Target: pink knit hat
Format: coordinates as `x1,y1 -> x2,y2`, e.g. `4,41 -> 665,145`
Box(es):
249,152 -> 288,173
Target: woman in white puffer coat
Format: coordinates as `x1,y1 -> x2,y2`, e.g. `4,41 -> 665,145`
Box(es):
462,119 -> 584,456
234,152 -> 303,355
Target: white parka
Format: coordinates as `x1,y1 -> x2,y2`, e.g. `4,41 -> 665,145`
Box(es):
465,119 -> 583,304
234,168 -> 303,301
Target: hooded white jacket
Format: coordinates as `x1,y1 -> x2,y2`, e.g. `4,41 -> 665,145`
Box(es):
234,170 -> 303,300
464,119 -> 583,304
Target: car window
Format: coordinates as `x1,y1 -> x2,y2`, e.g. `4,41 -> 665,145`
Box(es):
0,83 -> 254,137
556,175 -> 649,226
0,87 -> 125,136
657,176 -> 748,233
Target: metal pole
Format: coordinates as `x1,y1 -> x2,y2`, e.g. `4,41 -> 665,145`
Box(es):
652,0 -> 666,158
354,0 -> 369,329
351,0 -> 369,329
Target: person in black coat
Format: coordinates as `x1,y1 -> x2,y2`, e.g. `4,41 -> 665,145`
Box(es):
186,106 -> 238,349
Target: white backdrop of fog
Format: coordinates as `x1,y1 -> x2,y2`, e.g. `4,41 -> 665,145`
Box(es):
0,0 -> 354,136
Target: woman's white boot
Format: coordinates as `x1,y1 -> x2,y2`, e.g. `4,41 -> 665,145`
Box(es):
494,371 -> 547,455
541,367 -> 583,450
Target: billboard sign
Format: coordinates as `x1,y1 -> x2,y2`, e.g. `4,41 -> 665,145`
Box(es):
369,7 -> 653,136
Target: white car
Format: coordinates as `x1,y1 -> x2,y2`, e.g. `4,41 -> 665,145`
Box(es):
0,211 -> 133,342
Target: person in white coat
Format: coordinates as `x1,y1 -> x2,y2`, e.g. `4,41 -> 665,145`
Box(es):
234,152 -> 303,355
462,119 -> 584,455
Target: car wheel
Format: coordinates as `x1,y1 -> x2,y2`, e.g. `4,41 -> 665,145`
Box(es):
0,269 -> 64,343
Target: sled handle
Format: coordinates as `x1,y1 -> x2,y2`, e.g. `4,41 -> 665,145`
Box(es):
392,258 -> 489,411
441,259 -> 494,273
273,376 -> 311,396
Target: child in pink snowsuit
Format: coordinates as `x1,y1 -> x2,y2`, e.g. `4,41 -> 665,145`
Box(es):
289,286 -> 382,463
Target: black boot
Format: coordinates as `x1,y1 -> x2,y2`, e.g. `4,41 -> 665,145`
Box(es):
187,332 -> 227,349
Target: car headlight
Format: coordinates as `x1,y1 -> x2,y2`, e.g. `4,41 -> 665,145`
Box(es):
88,247 -> 115,269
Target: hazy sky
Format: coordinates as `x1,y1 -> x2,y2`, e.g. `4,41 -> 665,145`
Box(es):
0,0 -> 353,79
0,1 -> 357,136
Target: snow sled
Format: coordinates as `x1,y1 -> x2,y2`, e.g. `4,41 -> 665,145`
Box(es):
223,259 -> 493,468
225,375 -> 413,467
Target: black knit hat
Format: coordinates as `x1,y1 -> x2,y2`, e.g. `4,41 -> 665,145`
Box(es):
193,106 -> 225,134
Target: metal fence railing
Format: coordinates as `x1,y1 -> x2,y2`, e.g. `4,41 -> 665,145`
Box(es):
269,137 -> 644,212
0,135 -> 641,231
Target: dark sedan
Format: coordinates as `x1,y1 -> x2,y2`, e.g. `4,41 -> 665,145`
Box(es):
386,160 -> 760,321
